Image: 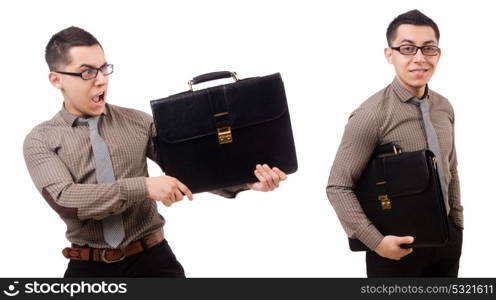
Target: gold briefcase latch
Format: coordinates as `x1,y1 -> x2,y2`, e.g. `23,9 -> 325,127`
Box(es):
217,127 -> 233,144
378,194 -> 391,210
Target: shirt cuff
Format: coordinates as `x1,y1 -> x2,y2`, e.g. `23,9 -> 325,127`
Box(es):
118,177 -> 148,203
355,223 -> 384,251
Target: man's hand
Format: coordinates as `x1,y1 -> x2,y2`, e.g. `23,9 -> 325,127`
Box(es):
247,164 -> 287,192
374,235 -> 414,260
145,175 -> 193,207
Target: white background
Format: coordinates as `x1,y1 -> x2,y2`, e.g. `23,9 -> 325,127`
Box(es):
0,0 -> 494,277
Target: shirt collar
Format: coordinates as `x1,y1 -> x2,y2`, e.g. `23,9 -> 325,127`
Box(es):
391,77 -> 431,103
59,103 -> 108,127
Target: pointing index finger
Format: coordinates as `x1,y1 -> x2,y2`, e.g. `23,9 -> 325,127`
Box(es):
177,181 -> 193,200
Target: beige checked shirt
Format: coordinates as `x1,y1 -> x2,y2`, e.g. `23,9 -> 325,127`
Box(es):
24,103 -> 245,249
326,78 -> 463,251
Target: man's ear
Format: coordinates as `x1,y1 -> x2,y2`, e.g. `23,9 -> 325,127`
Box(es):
384,47 -> 393,64
48,72 -> 62,89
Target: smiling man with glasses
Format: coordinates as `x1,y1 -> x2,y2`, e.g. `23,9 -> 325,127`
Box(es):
326,10 -> 463,277
23,26 -> 287,277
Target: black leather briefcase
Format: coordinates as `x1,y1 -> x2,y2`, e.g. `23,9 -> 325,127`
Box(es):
348,144 -> 449,251
150,71 -> 298,193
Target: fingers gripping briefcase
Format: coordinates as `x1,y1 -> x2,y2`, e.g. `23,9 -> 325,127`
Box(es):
150,71 -> 298,193
348,144 -> 449,251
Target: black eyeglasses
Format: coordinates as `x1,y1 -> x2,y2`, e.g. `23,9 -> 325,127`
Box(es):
391,45 -> 440,56
54,64 -> 114,80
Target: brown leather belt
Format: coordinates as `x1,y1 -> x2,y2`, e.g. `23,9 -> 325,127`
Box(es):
62,230 -> 164,263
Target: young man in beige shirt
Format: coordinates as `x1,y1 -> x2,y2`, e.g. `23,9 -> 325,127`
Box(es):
327,10 -> 463,277
24,26 -> 287,277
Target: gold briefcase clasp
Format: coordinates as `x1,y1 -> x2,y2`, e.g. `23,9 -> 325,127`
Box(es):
378,194 -> 392,210
217,127 -> 233,144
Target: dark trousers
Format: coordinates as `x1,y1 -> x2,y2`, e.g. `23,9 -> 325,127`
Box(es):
366,218 -> 463,277
64,240 -> 185,277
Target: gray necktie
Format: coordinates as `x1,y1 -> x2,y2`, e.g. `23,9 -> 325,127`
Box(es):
410,97 -> 449,214
84,116 -> 125,248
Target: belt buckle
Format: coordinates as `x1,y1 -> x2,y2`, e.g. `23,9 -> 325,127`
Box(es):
101,249 -> 126,263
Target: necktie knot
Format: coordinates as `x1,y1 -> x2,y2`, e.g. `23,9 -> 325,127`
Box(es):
87,116 -> 100,130
409,97 -> 430,114
77,116 -> 100,130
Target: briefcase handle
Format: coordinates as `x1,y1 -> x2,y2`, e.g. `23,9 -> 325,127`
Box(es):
188,71 -> 238,91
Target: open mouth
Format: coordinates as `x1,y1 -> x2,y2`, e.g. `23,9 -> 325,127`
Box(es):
91,91 -> 105,103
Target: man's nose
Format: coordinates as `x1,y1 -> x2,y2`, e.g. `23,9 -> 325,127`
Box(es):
94,70 -> 108,85
412,48 -> 427,62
